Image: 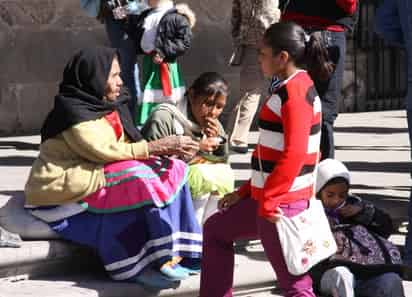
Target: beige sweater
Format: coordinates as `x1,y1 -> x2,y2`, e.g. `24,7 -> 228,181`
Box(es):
25,118 -> 149,206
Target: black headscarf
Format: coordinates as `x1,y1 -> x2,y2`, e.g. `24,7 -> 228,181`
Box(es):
40,47 -> 142,143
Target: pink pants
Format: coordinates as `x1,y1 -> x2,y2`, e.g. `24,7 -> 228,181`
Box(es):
199,197 -> 316,297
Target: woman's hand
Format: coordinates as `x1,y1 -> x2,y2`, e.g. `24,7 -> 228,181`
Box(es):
203,117 -> 219,138
218,192 -> 242,211
199,137 -> 219,153
148,135 -> 199,159
265,207 -> 283,224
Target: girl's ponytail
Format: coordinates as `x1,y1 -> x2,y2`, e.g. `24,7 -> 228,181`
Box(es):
263,22 -> 335,82
304,32 -> 335,81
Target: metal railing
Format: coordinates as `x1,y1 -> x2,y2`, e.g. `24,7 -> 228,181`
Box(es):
351,0 -> 407,111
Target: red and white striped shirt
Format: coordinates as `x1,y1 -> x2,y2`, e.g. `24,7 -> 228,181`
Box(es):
237,71 -> 321,218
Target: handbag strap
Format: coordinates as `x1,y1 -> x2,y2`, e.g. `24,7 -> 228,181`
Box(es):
311,141 -> 321,201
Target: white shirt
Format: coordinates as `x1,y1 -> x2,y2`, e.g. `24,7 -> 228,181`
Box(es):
140,1 -> 174,53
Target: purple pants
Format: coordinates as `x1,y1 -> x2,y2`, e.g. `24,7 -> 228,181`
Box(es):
199,197 -> 316,297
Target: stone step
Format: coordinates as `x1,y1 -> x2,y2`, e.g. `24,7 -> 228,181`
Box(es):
0,240 -> 97,280
1,244 -> 412,297
0,242 -> 282,297
0,277 -> 278,297
1,111 -> 412,295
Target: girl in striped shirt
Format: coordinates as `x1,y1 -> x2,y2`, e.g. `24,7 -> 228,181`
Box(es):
199,22 -> 334,297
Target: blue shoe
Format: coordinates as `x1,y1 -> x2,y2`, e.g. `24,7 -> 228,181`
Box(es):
178,264 -> 201,275
133,268 -> 180,290
160,264 -> 190,281
179,258 -> 201,275
179,261 -> 201,275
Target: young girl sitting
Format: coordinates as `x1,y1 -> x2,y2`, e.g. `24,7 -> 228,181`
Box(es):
313,158 -> 405,297
142,72 -> 234,225
126,0 -> 196,125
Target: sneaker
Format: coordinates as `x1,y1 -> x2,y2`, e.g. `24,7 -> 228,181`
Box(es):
0,227 -> 22,248
230,145 -> 248,154
133,268 -> 180,290
179,263 -> 201,275
179,258 -> 201,275
160,263 -> 190,281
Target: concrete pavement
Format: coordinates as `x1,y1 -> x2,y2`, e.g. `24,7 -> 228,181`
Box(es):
0,110 -> 412,296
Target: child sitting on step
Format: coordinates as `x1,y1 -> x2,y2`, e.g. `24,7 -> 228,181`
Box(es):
312,158 -> 405,297
142,72 -> 234,226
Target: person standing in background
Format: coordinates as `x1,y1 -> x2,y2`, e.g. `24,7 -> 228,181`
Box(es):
226,0 -> 280,154
125,0 -> 195,126
280,0 -> 358,160
374,0 -> 412,266
80,0 -> 146,115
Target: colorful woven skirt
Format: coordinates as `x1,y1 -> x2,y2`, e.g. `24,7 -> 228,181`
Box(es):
136,55 -> 186,125
28,158 -> 202,281
81,157 -> 189,211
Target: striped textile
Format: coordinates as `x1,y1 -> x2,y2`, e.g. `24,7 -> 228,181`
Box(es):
136,55 -> 186,125
47,183 -> 202,280
237,70 -> 321,218
80,157 -> 188,213
268,76 -> 282,94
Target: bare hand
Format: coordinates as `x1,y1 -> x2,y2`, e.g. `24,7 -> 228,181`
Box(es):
153,53 -> 164,64
175,136 -> 199,160
218,192 -> 242,211
199,137 -> 219,153
265,207 -> 283,224
203,117 -> 219,138
338,204 -> 362,218
148,136 -> 199,159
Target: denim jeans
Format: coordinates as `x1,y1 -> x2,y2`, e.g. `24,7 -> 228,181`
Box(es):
385,0 -> 412,265
105,15 -> 141,115
311,30 -> 347,160
320,266 -> 405,297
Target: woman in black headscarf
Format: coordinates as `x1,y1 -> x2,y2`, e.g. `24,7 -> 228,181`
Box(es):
24,47 -> 202,289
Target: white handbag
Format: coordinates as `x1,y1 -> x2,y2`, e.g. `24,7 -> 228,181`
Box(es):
257,142 -> 337,276
275,198 -> 337,275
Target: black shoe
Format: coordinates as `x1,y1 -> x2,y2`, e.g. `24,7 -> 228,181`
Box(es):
231,145 -> 248,154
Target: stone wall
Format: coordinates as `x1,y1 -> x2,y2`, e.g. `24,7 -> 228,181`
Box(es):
1,1 -> 388,136
0,0 -> 238,135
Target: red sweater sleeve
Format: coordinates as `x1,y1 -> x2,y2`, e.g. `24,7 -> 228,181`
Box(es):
336,0 -> 357,15
258,96 -> 313,218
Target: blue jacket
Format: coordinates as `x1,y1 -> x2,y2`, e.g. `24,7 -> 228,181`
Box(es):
375,0 -> 412,86
374,0 -> 404,46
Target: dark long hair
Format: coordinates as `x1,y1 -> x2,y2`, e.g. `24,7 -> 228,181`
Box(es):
188,72 -> 229,101
263,22 -> 334,81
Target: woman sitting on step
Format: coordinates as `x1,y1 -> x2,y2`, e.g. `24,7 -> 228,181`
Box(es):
142,72 -> 235,225
24,47 -> 202,290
